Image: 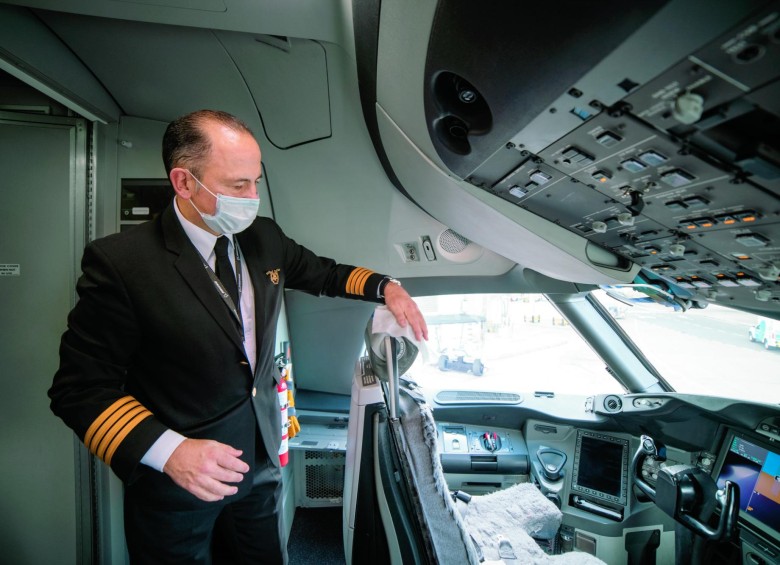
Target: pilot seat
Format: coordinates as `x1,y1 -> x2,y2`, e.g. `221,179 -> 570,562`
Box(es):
342,309 -> 606,564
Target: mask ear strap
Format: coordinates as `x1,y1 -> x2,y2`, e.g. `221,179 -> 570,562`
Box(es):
189,171 -> 218,200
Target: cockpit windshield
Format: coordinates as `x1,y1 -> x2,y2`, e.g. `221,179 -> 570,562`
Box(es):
409,293 -> 623,396
592,290 -> 780,404
409,292 -> 780,405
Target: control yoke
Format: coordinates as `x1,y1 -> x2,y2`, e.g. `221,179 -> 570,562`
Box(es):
631,435 -> 740,541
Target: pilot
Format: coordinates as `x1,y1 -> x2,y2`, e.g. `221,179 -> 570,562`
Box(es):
48,109 -> 428,564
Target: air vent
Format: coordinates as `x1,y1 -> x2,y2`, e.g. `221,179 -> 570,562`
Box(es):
435,390 -> 523,405
297,450 -> 345,507
603,394 -> 623,413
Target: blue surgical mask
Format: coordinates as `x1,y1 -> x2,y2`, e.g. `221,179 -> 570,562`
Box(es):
188,171 -> 259,234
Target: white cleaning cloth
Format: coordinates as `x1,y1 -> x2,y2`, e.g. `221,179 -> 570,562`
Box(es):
372,305 -> 418,338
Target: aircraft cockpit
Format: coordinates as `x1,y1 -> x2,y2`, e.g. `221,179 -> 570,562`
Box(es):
0,0 -> 778,564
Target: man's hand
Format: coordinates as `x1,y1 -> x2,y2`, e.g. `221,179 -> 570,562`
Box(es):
163,438 -> 249,502
383,283 -> 429,341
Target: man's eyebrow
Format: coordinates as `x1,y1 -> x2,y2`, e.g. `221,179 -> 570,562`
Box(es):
226,175 -> 262,184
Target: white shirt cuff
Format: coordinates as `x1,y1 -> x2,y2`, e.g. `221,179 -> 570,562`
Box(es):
140,429 -> 187,472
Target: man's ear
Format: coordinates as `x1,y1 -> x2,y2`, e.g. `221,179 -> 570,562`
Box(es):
169,168 -> 192,199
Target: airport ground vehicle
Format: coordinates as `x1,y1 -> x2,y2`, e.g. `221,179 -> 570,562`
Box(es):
750,318 -> 780,349
437,349 -> 484,376
1,1 -> 779,564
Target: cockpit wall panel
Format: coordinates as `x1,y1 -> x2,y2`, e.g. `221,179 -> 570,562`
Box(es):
38,11 -> 332,148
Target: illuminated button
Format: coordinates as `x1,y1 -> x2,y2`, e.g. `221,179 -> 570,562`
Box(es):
736,233 -> 770,247
690,277 -> 712,288
660,168 -> 696,187
596,131 -> 622,147
638,150 -> 668,166
680,217 -> 716,229
592,170 -> 612,183
734,210 -> 759,222
731,253 -> 751,261
715,213 -> 738,225
621,158 -> 647,173
252,387 -> 257,397
715,274 -> 740,287
529,170 -> 552,185
675,277 -> 695,289
571,107 -> 592,120
650,264 -> 676,272
736,274 -> 761,287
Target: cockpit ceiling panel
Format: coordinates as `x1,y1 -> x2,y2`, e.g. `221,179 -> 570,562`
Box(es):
424,1 -> 780,314
422,0 -> 668,179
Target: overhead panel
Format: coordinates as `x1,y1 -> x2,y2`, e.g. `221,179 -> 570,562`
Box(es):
422,0 -> 667,179
425,0 -> 780,315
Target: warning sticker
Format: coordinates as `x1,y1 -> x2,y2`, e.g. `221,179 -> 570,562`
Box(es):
0,264 -> 21,276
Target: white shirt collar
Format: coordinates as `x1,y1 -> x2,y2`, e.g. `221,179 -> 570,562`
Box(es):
173,197 -> 233,262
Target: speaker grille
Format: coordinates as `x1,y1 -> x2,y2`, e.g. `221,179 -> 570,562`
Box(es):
297,450 -> 345,507
438,229 -> 470,254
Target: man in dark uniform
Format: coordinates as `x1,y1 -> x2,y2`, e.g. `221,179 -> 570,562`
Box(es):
49,109 -> 428,563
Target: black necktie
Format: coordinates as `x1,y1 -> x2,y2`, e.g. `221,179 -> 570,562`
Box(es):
213,236 -> 239,306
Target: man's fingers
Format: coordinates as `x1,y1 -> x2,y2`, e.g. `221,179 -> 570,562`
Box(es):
215,446 -> 250,474
383,284 -> 429,341
163,438 -> 249,501
210,464 -> 246,485
190,477 -> 240,502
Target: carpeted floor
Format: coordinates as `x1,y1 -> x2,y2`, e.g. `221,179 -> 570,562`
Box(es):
288,507 -> 346,564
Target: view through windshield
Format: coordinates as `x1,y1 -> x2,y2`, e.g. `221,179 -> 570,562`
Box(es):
409,294 -> 622,396
409,293 -> 779,405
592,290 -> 780,405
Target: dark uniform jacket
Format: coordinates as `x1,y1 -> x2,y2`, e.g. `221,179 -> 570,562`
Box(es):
49,204 -> 385,508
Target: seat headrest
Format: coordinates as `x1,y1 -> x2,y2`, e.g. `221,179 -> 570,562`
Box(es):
364,315 -> 419,382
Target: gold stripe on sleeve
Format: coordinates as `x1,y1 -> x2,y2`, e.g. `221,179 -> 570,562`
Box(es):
346,267 -> 375,296
84,396 -> 137,449
94,404 -> 149,460
354,269 -> 372,296
104,410 -> 153,466
347,268 -> 363,294
83,396 -> 153,464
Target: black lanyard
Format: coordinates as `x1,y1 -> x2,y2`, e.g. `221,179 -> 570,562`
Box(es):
198,238 -> 245,340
